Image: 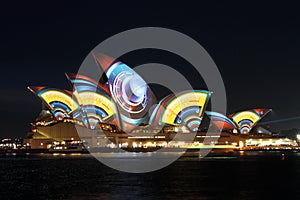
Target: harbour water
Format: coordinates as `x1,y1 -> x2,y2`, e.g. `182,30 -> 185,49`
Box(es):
1,151 -> 300,199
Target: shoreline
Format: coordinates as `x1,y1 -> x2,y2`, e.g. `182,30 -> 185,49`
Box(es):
0,147 -> 299,155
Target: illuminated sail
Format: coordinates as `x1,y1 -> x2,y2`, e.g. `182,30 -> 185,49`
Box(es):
65,73 -> 110,95
205,111 -> 237,130
149,90 -> 211,132
66,73 -> 119,129
229,108 -> 271,134
28,86 -> 80,121
94,53 -> 154,132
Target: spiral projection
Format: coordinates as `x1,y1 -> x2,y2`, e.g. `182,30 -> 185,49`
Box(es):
175,106 -> 202,132
28,86 -> 79,121
229,109 -> 272,134
66,73 -> 119,129
29,54 -> 213,133
149,90 -> 211,132
95,54 -> 154,132
206,109 -> 271,134
30,56 -> 271,135
108,62 -> 150,114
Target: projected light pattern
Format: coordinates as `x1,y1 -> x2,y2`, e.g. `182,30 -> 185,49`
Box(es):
230,109 -> 271,134
29,54 -> 214,133
150,90 -> 210,132
66,73 -> 118,129
176,106 -> 202,131
96,55 -> 154,131
29,51 -> 275,137
49,102 -> 70,120
76,92 -> 116,120
66,73 -> 110,95
28,86 -> 80,121
205,111 -> 237,130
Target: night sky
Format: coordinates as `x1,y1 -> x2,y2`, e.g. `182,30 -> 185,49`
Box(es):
1,1 -> 300,137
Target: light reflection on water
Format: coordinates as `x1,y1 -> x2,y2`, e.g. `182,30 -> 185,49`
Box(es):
0,151 -> 300,199
0,150 -> 299,160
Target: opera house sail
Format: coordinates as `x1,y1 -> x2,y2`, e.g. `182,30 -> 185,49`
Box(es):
206,109 -> 272,134
26,53 -> 277,151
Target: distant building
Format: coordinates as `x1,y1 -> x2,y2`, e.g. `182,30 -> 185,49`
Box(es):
280,128 -> 300,140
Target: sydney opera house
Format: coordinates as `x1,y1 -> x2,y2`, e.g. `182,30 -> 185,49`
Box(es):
24,54 -> 297,150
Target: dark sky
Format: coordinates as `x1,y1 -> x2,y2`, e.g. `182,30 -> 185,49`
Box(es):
1,1 -> 300,137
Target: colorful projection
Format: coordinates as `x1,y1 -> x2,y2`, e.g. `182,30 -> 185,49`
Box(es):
205,111 -> 237,130
229,109 -> 271,134
66,73 -> 119,129
65,73 -> 110,95
28,52 -> 272,135
150,90 -> 211,132
205,109 -> 271,134
29,58 -> 271,135
28,86 -> 80,121
76,91 -> 118,128
95,54 -> 154,131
